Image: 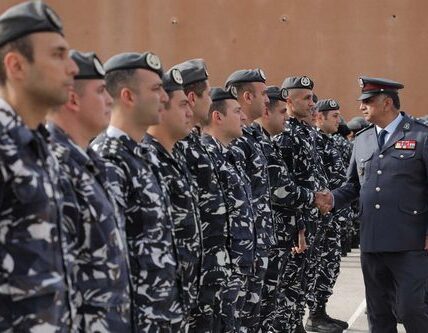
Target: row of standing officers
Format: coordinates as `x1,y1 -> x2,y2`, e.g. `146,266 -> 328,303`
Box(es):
3,1 -> 426,333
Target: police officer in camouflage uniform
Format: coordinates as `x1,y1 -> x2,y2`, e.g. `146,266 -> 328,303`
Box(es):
173,59 -> 232,333
201,87 -> 255,332
254,86 -> 320,332
91,52 -> 183,332
47,50 -> 133,332
0,1 -> 79,331
144,67 -> 203,330
273,76 -> 341,333
305,99 -> 350,332
225,69 -> 275,332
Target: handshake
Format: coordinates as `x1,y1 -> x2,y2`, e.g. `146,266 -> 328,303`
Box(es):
314,191 -> 334,215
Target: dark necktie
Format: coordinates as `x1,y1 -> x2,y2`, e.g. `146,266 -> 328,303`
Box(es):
378,129 -> 388,149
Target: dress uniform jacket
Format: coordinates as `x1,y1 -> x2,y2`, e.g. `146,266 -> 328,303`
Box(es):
333,113 -> 428,252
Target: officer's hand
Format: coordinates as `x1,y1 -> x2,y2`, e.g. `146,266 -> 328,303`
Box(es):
314,191 -> 333,215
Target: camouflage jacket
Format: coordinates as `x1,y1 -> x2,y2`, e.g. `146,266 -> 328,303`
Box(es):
48,123 -> 132,332
274,118 -> 330,233
91,127 -> 181,327
251,122 -> 316,246
0,99 -> 73,332
175,128 -> 231,286
201,134 -> 255,276
144,134 -> 202,312
230,124 -> 275,249
332,134 -> 353,170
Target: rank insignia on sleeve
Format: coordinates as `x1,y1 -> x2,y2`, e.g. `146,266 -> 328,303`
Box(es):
394,140 -> 416,150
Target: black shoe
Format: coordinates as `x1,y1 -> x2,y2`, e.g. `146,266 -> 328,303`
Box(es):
324,314 -> 349,330
295,322 -> 307,333
305,316 -> 343,333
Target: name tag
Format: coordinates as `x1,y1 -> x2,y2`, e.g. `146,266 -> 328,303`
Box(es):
394,140 -> 416,150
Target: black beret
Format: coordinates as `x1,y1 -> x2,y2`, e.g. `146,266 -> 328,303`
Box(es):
104,52 -> 163,77
316,99 -> 340,112
347,116 -> 370,131
0,1 -> 63,47
210,87 -> 238,102
163,68 -> 184,93
173,59 -> 208,86
70,50 -> 105,80
225,68 -> 266,88
357,76 -> 404,100
282,76 -> 314,90
266,86 -> 288,102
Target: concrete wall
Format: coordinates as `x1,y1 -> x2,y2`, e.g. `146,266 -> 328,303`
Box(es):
1,0 -> 427,119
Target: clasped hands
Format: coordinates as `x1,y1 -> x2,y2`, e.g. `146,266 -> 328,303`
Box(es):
314,190 -> 333,215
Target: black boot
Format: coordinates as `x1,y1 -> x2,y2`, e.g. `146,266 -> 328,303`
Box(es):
306,304 -> 349,331
305,314 -> 342,333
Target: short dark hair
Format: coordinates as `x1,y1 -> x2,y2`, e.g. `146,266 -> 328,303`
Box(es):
105,69 -> 138,99
164,90 -> 175,110
0,35 -> 34,86
183,80 -> 208,98
233,82 -> 255,97
203,99 -> 227,126
388,93 -> 400,110
267,99 -> 280,112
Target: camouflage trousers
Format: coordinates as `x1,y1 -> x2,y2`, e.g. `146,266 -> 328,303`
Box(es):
188,284 -> 223,333
272,220 -> 326,332
221,273 -> 248,333
306,217 -> 342,313
77,303 -> 132,332
259,248 -> 289,332
240,248 -> 269,333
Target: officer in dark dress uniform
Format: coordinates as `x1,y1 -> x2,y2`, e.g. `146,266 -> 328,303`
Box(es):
332,76 -> 428,333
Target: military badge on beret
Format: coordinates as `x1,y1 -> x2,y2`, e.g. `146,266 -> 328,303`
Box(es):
93,57 -> 105,76
229,86 -> 238,98
301,76 -> 311,87
259,69 -> 266,80
146,53 -> 161,70
45,7 -> 62,30
281,88 -> 288,99
329,100 -> 338,108
171,68 -> 183,84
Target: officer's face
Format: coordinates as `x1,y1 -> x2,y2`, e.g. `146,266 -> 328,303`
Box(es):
193,81 -> 212,124
23,33 -> 78,106
360,94 -> 389,125
132,69 -> 168,127
248,82 -> 269,123
287,89 -> 314,119
267,100 -> 288,135
223,99 -> 244,139
161,90 -> 193,140
77,79 -> 113,137
322,110 -> 341,134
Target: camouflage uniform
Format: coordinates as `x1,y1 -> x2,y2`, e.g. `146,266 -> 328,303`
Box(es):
306,129 -> 353,314
175,128 -> 231,333
230,124 -> 275,332
47,123 -> 132,332
0,99 -> 74,332
332,133 -> 358,249
144,134 -> 203,327
273,118 -> 331,331
91,127 -> 182,332
250,123 -> 315,332
202,134 -> 255,333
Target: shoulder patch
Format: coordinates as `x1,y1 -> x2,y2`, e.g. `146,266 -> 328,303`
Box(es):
355,123 -> 374,136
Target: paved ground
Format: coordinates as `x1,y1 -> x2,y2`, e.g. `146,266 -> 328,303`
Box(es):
303,249 -> 406,332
